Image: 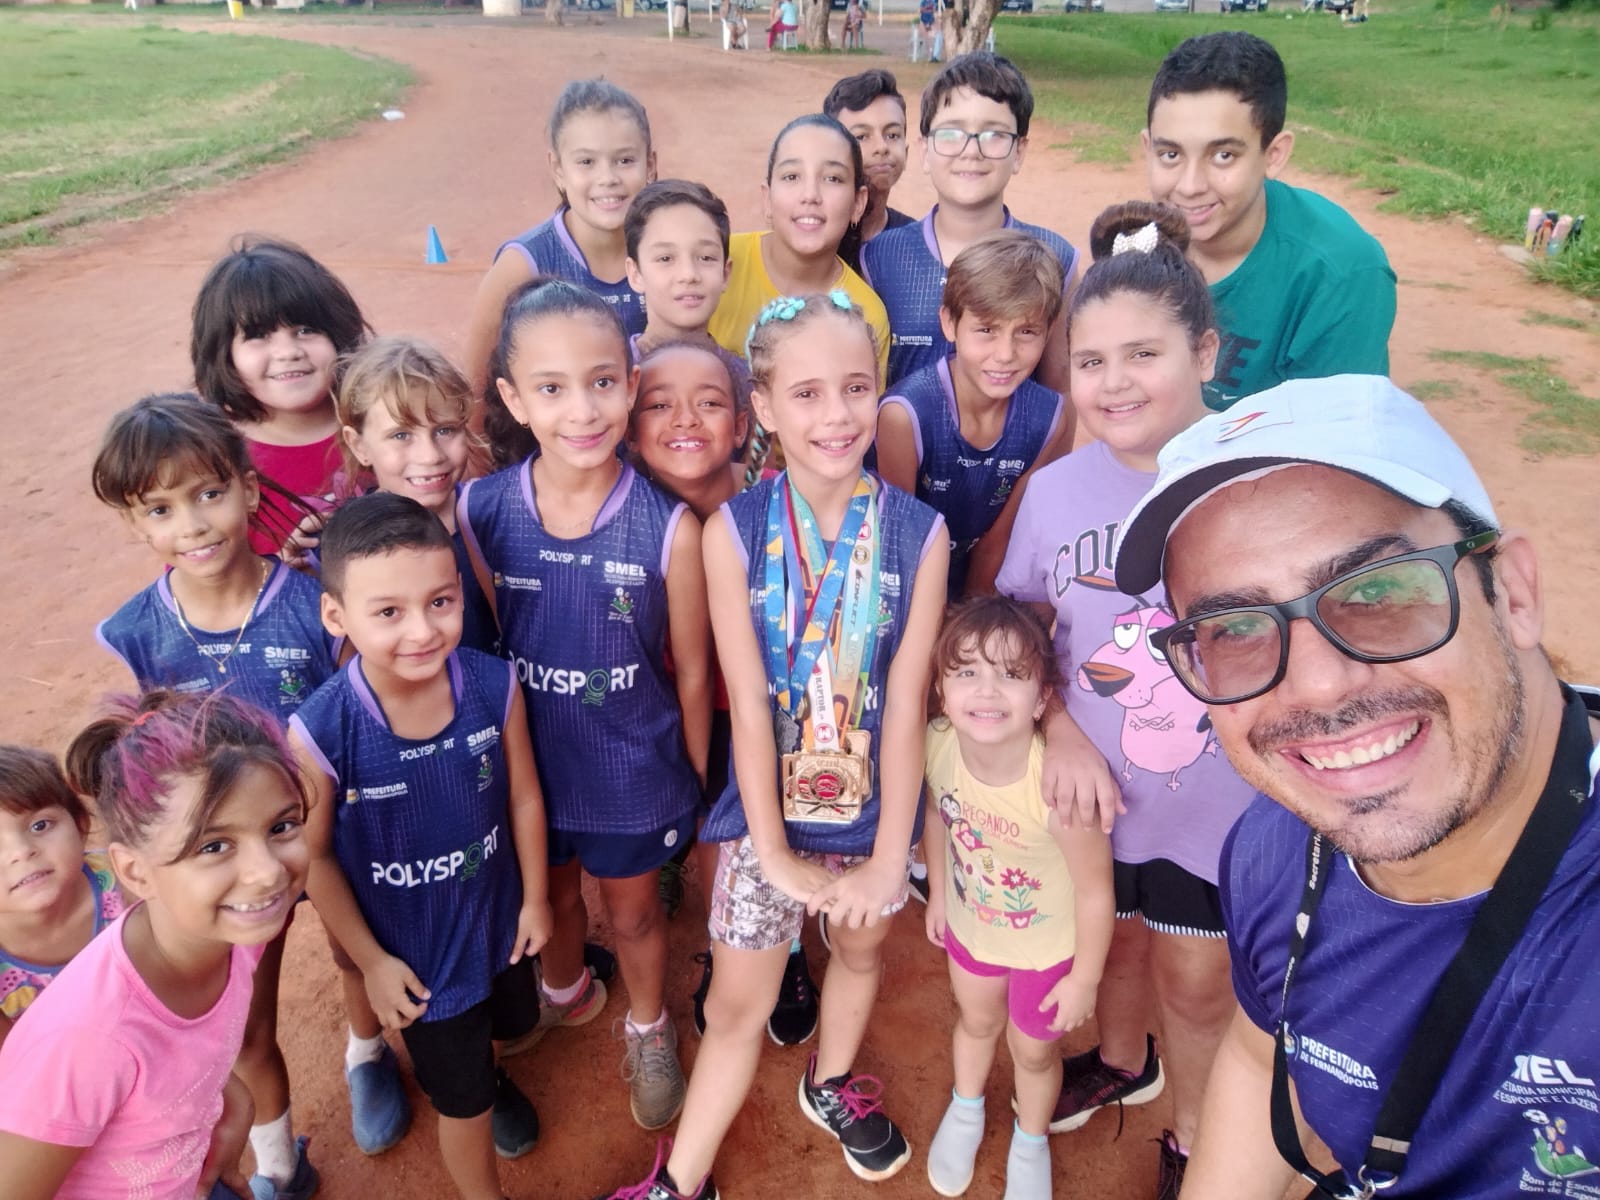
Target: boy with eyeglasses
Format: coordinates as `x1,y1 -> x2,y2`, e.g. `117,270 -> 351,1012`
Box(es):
860,52 -> 1079,405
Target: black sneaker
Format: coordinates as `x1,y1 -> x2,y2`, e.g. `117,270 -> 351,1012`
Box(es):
798,1053 -> 912,1181
594,1137 -> 719,1200
1155,1130 -> 1186,1200
906,869 -> 930,906
491,1068 -> 539,1159
767,947 -> 819,1046
1044,1033 -> 1165,1134
691,951 -> 713,1037
585,941 -> 618,984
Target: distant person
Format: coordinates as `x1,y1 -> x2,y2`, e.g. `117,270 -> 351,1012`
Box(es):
824,69 -> 915,274
1143,32 -> 1395,409
860,52 -> 1079,413
841,0 -> 865,49
768,0 -> 799,48
918,0 -> 943,61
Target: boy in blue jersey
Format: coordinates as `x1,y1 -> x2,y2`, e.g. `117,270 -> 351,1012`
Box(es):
1143,33 -> 1395,410
291,494 -> 553,1200
860,51 -> 1079,422
876,229 -> 1071,600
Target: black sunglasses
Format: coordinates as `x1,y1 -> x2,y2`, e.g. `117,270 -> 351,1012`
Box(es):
1151,531 -> 1499,705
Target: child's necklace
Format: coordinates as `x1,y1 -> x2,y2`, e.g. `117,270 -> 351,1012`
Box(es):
171,558 -> 271,675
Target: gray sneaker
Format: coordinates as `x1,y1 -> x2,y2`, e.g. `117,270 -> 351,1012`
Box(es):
620,1017 -> 687,1131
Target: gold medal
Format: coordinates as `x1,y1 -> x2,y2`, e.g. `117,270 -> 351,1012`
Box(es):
782,731 -> 872,825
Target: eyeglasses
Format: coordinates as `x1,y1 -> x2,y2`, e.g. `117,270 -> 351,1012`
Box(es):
928,128 -> 1020,159
1150,531 -> 1499,705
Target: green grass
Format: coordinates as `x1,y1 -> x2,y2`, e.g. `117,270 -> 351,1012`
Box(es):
1428,348 -> 1600,454
1521,309 -> 1591,330
995,0 -> 1600,297
1406,378 -> 1461,401
0,19 -> 409,245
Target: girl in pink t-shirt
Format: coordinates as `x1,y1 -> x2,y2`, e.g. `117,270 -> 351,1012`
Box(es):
190,237 -> 371,554
0,691 -> 310,1200
0,745 -> 125,1051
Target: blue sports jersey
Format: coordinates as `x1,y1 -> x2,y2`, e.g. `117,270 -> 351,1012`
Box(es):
859,207 -> 1079,388
97,559 -> 339,725
496,207 -> 646,338
700,478 -> 943,856
459,461 -> 699,835
880,357 -> 1063,598
453,525 -> 498,658
1222,686 -> 1600,1198
290,650 -> 523,1022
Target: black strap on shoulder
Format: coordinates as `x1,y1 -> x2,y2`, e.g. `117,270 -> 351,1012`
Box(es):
1271,687 -> 1594,1197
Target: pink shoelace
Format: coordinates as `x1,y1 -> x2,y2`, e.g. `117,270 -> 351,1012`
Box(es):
829,1071 -> 887,1121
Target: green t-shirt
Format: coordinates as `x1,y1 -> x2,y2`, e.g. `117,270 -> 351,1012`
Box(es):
1205,179 -> 1396,412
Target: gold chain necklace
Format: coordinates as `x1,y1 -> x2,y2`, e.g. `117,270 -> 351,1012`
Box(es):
171,558 -> 271,676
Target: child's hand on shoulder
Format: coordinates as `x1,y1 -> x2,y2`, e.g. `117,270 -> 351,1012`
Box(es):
1041,972 -> 1098,1035
924,890 -> 947,949
364,954 -> 430,1030
510,899 -> 555,964
808,855 -> 903,930
280,509 -> 325,574
1041,709 -> 1125,834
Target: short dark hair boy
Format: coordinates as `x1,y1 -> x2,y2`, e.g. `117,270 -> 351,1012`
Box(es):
1142,31 -> 1396,411
825,70 -> 915,270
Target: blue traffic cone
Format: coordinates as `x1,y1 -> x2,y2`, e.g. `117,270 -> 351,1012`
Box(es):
426,225 -> 448,265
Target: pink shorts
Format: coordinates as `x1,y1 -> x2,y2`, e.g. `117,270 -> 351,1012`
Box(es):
945,930 -> 1075,1043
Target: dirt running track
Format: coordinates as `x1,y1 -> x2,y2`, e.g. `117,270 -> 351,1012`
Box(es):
2,10 -> 1598,1198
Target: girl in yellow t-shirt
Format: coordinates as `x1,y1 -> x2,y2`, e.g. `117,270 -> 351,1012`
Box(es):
707,114 -> 892,408
923,596 -> 1114,1200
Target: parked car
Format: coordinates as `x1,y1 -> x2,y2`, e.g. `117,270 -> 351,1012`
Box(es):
1154,0 -> 1191,11
1064,0 -> 1104,11
1220,0 -> 1269,10
999,0 -> 1035,10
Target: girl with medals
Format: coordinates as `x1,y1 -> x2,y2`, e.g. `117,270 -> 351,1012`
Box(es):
599,292 -> 948,1200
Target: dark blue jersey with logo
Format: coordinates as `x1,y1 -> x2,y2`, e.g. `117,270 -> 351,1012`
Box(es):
859,207 -> 1079,389
880,357 -> 1063,598
496,207 -> 647,338
97,559 -> 339,725
290,649 -> 522,1022
459,461 -> 699,835
700,477 -> 943,856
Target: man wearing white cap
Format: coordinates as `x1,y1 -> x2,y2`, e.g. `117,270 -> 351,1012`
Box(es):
1111,374 -> 1600,1199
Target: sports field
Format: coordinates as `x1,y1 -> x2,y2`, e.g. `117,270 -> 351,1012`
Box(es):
0,6 -> 1595,1197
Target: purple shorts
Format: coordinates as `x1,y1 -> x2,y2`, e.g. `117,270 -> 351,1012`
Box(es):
945,930 -> 1075,1043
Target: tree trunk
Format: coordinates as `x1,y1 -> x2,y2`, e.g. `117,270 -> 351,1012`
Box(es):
801,0 -> 831,48
948,0 -> 999,54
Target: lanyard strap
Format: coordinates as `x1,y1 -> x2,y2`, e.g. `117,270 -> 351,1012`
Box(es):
762,474 -> 879,743
1271,688 -> 1594,1198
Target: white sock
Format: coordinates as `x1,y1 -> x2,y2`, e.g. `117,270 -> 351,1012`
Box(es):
625,1009 -> 667,1037
928,1090 -> 986,1195
541,972 -> 587,1006
345,1028 -> 385,1071
1004,1121 -> 1053,1200
248,1109 -> 296,1187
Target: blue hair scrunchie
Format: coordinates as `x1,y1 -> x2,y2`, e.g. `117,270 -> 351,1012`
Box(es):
743,291 -> 856,357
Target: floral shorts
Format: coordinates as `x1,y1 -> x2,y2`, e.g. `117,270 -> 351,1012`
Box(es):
707,835 -> 911,952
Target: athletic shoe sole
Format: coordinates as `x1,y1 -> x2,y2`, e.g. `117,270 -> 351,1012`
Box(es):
1015,1058 -> 1166,1133
500,977 -> 608,1058
767,1017 -> 818,1047
797,1076 -> 913,1182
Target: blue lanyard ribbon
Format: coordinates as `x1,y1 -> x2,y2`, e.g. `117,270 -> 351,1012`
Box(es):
762,474 -> 879,741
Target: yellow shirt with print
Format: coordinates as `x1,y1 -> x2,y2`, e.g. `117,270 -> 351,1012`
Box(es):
925,721 -> 1076,971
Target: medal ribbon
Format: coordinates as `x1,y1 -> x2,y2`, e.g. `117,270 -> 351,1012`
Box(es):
763,473 -> 881,749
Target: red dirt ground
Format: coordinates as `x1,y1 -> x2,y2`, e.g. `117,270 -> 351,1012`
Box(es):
2,10 -> 1597,1199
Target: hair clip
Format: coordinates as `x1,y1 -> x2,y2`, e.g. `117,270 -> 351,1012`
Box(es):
745,295 -> 806,356
133,710 -> 159,727
828,289 -> 852,311
1112,222 -> 1160,257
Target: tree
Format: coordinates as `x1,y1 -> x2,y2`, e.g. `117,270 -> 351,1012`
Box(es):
801,0 -> 832,48
943,0 -> 1001,55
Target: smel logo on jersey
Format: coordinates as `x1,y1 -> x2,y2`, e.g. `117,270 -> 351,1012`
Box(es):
371,823 -> 501,888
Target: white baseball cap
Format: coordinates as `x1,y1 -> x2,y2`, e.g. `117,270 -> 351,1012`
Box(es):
1114,375 -> 1500,596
